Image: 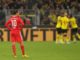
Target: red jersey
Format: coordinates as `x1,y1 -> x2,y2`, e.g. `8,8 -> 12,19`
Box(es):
5,15 -> 24,31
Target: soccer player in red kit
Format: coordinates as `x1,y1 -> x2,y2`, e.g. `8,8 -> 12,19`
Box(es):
5,10 -> 29,58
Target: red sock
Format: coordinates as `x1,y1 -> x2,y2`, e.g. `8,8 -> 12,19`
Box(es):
20,45 -> 25,55
12,45 -> 16,56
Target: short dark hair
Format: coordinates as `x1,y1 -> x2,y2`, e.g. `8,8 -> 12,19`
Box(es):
12,0 -> 16,2
69,14 -> 73,17
11,10 -> 18,15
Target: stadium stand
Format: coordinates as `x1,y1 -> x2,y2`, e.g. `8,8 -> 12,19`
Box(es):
0,0 -> 80,27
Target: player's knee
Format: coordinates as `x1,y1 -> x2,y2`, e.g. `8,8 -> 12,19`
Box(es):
20,41 -> 24,46
12,42 -> 16,45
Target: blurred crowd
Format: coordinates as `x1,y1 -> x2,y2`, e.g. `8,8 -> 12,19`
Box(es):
0,0 -> 80,26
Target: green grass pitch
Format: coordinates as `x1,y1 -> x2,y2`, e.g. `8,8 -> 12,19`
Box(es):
0,41 -> 80,60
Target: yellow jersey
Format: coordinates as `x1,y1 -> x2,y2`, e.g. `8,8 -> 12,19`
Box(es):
69,17 -> 78,28
61,16 -> 69,29
56,16 -> 62,28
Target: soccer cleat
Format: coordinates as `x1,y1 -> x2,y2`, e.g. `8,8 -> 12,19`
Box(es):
55,41 -> 60,44
22,54 -> 29,58
60,41 -> 65,44
13,55 -> 17,58
59,40 -> 65,44
73,40 -> 77,43
66,42 -> 71,44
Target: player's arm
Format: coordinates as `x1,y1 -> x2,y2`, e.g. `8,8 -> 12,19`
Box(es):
5,20 -> 12,30
18,16 -> 24,29
57,16 -> 61,24
67,18 -> 70,29
74,17 -> 77,24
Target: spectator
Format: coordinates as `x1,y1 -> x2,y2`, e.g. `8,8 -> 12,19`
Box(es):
48,9 -> 57,26
42,16 -> 51,25
24,16 -> 31,25
0,0 -> 80,26
8,0 -> 22,9
0,1 -> 3,10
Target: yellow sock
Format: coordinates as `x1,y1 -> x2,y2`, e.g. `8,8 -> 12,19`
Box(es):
60,35 -> 64,44
56,34 -> 60,43
72,35 -> 76,42
66,36 -> 70,42
76,33 -> 80,39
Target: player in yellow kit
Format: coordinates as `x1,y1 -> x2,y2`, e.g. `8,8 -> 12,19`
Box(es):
68,14 -> 80,42
56,16 -> 62,44
60,12 -> 70,44
56,11 -> 70,44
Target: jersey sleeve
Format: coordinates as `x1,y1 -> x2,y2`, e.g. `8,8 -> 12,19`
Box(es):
18,16 -> 24,30
56,16 -> 61,28
57,16 -> 61,23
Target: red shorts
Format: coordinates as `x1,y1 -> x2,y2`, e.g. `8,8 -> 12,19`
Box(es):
10,30 -> 23,43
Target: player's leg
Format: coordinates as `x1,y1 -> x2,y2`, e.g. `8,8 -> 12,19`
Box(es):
72,29 -> 77,42
12,42 -> 17,57
17,32 -> 29,57
10,32 -> 17,57
56,32 -> 60,44
64,33 -> 70,44
61,33 -> 65,44
20,41 -> 25,55
75,28 -> 80,40
72,35 -> 76,42
60,30 -> 65,44
76,33 -> 80,39
65,30 -> 70,44
19,41 -> 29,58
59,34 -> 64,44
56,28 -> 62,44
66,34 -> 70,44
61,29 -> 70,44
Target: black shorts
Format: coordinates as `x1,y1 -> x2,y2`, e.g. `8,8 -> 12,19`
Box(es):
71,28 -> 78,34
56,28 -> 62,34
61,29 -> 68,33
